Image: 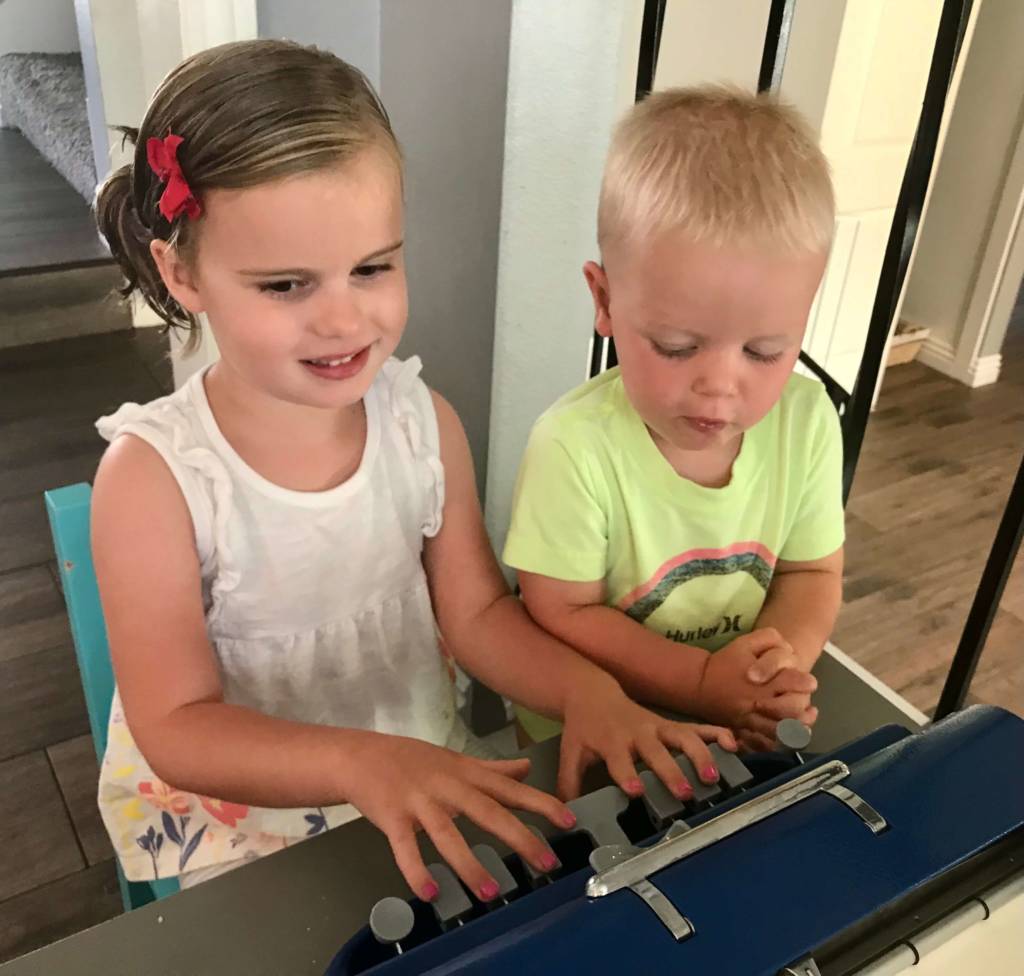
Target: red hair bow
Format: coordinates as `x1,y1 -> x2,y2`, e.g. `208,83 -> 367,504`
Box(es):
146,133 -> 202,221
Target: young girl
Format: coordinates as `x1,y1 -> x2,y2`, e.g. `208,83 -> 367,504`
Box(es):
91,38 -> 734,900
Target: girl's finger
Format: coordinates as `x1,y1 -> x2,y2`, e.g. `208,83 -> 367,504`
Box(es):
386,818 -> 441,903
665,728 -> 718,784
458,789 -> 560,876
418,802 -> 496,902
686,724 -> 738,751
556,734 -> 589,801
473,757 -> 532,781
636,731 -> 691,799
471,766 -> 576,831
597,739 -> 644,799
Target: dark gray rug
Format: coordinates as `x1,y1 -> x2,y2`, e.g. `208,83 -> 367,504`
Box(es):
0,52 -> 96,202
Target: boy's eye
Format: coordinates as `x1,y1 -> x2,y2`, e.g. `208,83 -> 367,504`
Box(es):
258,279 -> 309,297
353,262 -> 392,279
652,340 -> 697,359
745,348 -> 784,365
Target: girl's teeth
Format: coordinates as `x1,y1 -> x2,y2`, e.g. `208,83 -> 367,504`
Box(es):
311,353 -> 357,366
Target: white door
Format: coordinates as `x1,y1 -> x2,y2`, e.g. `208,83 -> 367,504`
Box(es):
800,0 -> 944,394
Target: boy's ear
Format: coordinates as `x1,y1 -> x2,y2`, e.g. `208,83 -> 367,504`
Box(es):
150,239 -> 205,314
583,260 -> 613,338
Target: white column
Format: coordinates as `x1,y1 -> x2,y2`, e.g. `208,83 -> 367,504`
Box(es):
484,0 -> 642,555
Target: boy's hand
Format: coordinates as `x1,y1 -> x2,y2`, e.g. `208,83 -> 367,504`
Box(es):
696,628 -> 817,728
558,671 -> 737,802
345,733 -> 575,904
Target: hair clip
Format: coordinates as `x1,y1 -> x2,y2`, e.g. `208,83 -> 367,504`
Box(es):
146,133 -> 202,221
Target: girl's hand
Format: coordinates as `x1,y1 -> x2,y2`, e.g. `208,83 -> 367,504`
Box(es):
344,733 -> 576,903
557,672 -> 737,800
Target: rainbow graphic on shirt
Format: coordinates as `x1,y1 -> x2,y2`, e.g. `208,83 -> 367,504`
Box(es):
618,541 -> 778,624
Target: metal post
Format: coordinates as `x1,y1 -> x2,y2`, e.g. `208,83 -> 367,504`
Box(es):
757,0 -> 797,94
934,452 -> 1024,718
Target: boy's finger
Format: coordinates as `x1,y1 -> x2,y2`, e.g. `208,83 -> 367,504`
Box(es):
737,711 -> 778,740
737,729 -> 775,753
752,692 -> 812,721
747,646 -> 796,684
764,668 -> 817,696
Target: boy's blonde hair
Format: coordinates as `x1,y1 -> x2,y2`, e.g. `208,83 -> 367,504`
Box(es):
598,85 -> 835,257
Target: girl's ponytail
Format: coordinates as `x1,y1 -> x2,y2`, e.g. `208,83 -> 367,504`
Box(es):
94,127 -> 199,339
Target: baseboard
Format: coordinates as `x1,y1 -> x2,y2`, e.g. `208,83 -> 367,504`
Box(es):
916,335 -> 1002,387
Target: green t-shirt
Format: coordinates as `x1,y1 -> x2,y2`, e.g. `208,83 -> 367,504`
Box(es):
503,367 -> 845,741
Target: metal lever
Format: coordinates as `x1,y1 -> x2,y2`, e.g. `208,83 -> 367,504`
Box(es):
588,760 -> 855,898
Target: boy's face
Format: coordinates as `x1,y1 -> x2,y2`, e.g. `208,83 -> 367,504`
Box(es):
585,234 -> 827,463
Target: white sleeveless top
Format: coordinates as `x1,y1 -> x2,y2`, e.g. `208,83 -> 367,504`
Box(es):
95,357 -> 460,881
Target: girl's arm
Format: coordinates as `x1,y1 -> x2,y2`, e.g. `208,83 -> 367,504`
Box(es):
92,435 -> 571,900
423,393 -> 736,799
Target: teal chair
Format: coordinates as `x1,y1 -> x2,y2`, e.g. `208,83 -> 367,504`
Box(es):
45,483 -> 180,910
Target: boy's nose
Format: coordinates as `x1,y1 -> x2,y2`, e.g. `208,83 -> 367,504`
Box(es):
692,366 -> 738,400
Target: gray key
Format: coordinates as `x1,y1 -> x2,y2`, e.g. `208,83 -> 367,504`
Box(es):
709,743 -> 754,791
522,826 -> 560,887
425,862 -> 473,931
567,784 -> 632,848
588,843 -> 633,873
775,719 -> 812,763
639,769 -> 685,828
472,844 -> 518,905
369,896 -> 415,952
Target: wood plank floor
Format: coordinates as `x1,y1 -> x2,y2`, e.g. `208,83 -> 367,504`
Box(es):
0,325 -> 172,964
0,130 -> 110,277
0,310 -> 1021,962
835,317 -> 1024,718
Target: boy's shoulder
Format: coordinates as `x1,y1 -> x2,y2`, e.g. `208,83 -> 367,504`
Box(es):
532,367 -> 628,445
773,371 -> 837,427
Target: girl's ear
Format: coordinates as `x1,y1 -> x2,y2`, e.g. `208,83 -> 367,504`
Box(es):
150,239 -> 205,314
583,260 -> 613,338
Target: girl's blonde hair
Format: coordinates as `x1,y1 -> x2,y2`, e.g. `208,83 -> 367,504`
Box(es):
95,39 -> 400,344
598,85 -> 835,257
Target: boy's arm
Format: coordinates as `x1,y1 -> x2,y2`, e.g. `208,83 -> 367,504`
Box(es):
515,572 -> 709,713
755,548 -> 844,672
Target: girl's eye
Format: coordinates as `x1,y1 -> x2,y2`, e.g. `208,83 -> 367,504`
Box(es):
745,348 -> 784,365
353,262 -> 392,279
652,341 -> 697,359
258,279 -> 308,297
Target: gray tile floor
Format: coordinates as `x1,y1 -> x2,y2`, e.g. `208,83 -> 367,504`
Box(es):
0,325 -> 172,963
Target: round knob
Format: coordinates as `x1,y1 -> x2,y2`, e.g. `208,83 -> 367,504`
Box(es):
369,896 -> 415,946
775,719 -> 812,755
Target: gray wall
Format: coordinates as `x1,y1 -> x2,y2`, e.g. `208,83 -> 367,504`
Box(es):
257,0 -> 511,494
381,0 -> 511,495
257,0 -> 381,87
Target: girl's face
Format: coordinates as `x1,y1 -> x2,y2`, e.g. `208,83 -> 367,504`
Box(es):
153,149 -> 407,412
